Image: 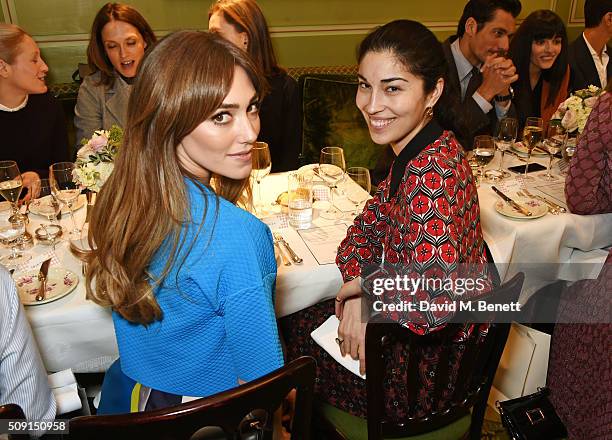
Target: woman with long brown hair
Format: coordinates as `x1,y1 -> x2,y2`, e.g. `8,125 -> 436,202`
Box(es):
88,30 -> 283,414
209,0 -> 301,172
74,2 -> 156,145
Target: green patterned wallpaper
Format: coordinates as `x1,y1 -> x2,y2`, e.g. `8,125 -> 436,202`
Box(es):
0,0 -> 586,84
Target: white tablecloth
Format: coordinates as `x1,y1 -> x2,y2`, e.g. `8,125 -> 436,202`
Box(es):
1,199 -> 119,373
477,153 -> 612,303
3,157 -> 610,372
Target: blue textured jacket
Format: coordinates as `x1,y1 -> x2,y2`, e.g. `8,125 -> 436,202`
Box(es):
109,180 -> 283,401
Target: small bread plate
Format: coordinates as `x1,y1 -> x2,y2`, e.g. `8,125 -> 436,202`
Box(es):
495,197 -> 548,220
13,267 -> 79,305
511,142 -> 549,157
29,195 -> 85,217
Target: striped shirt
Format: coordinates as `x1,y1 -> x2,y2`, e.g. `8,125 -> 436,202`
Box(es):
0,267 -> 56,424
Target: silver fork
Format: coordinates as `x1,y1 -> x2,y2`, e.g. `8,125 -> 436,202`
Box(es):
518,191 -> 558,215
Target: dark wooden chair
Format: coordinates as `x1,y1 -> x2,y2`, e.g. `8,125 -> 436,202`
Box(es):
69,356 -> 316,440
318,272 -> 524,440
0,404 -> 27,440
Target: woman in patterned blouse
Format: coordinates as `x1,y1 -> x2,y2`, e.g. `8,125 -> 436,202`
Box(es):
281,20 -> 492,420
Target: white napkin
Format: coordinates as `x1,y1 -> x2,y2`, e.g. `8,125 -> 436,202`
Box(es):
15,250 -> 60,273
310,315 -> 365,379
48,369 -> 82,414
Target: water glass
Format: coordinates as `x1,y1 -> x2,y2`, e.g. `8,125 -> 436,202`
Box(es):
287,172 -> 313,229
0,217 -> 31,268
542,122 -> 566,181
345,167 -> 371,215
319,146 -> 346,220
487,117 -> 517,180
522,117 -> 544,180
473,135 -> 496,180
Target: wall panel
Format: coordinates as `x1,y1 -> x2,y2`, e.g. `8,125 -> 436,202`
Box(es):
0,0 -> 587,84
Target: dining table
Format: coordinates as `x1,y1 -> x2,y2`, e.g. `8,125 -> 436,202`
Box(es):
1,149 -> 611,374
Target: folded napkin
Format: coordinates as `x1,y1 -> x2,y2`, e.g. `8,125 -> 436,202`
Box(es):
311,315 -> 365,379
48,369 -> 82,414
15,250 -> 60,273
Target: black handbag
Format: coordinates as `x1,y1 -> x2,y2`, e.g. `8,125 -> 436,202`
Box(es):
496,387 -> 568,440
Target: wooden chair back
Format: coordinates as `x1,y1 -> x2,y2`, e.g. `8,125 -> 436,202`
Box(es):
0,404 -> 27,440
69,356 -> 316,440
365,273 -> 524,440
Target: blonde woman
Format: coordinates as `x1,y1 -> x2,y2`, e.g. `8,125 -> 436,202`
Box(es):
87,31 -> 283,413
0,24 -> 68,180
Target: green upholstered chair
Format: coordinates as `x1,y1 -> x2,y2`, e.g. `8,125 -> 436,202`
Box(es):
298,73 -> 383,172
317,273 -> 524,440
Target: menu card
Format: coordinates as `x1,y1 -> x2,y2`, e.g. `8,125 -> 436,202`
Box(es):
297,222 -> 351,265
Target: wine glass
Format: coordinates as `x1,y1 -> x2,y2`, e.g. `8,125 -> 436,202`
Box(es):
0,161 -> 24,217
250,142 -> 272,216
473,135 -> 496,182
487,117 -> 517,181
345,167 -> 371,216
542,121 -> 566,181
522,117 -> 544,180
318,146 -> 346,220
0,216 -> 31,268
50,162 -> 82,238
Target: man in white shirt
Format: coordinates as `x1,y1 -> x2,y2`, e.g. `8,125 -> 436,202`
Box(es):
0,267 -> 56,426
569,0 -> 612,91
442,0 -> 521,149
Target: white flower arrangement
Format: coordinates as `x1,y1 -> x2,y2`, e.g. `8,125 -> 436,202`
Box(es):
73,125 -> 123,192
552,85 -> 603,134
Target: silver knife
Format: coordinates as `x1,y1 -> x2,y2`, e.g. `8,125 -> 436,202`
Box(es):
491,186 -> 532,216
273,232 -> 303,264
35,258 -> 52,301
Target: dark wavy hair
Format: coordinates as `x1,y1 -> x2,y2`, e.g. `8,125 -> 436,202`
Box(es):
86,2 -> 157,88
357,19 -> 467,143
457,0 -> 522,37
509,9 -> 568,109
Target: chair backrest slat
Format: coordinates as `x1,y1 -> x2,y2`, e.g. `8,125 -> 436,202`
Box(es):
69,356 -> 316,440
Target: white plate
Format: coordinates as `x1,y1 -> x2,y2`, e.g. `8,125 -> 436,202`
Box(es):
511,142 -> 549,157
495,197 -> 548,220
13,267 -> 79,305
29,195 -> 85,217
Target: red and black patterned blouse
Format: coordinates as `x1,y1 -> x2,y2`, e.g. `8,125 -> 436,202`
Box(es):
336,124 -> 491,334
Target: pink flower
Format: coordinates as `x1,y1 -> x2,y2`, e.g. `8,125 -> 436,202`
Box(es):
88,133 -> 108,153
584,96 -> 598,108
561,109 -> 578,132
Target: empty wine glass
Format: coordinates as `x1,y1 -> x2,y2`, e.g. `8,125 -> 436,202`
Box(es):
522,117 -> 544,180
542,121 -> 566,181
251,142 -> 272,216
487,117 -> 517,181
473,135 -> 496,181
345,167 -> 371,216
0,161 -> 23,217
0,217 -> 31,268
50,162 -> 82,238
319,146 -> 346,220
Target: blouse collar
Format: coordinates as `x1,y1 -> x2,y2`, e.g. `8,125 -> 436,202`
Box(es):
389,119 -> 443,197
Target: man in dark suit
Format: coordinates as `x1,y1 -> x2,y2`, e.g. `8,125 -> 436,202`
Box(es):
442,0 -> 521,149
568,0 -> 612,92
